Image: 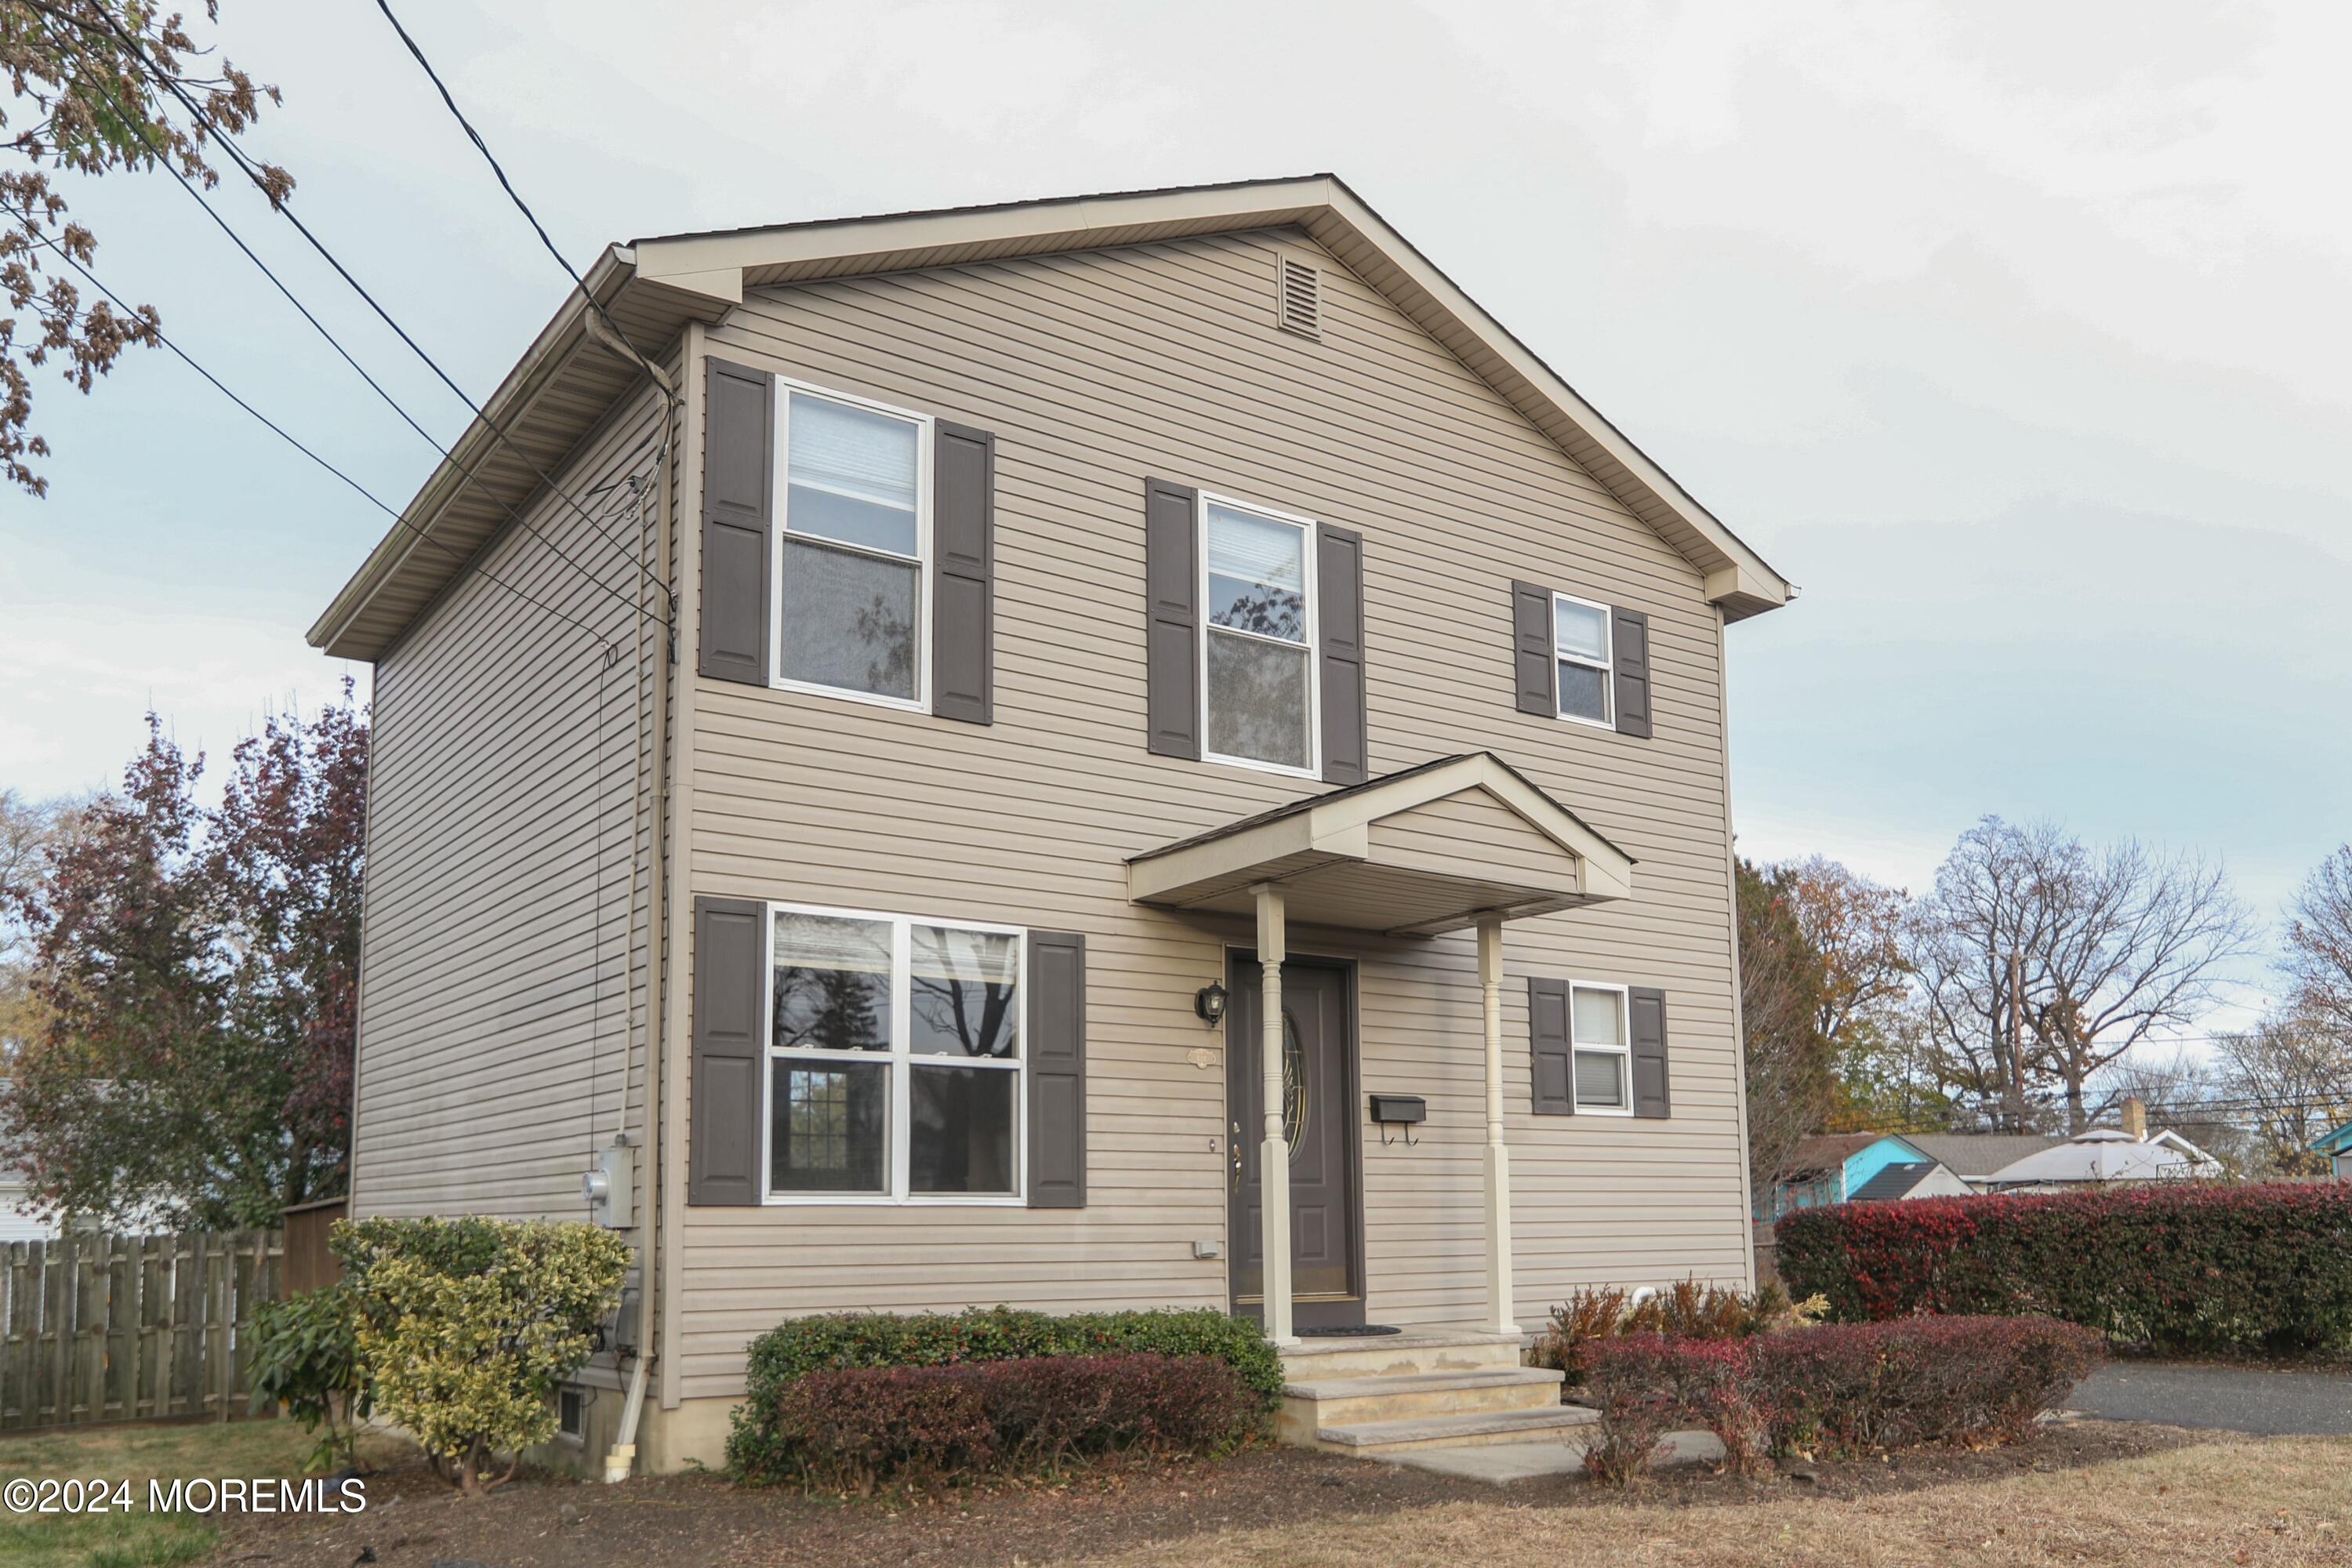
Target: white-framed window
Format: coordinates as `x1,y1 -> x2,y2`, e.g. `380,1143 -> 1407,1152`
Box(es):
1570,981 -> 1633,1115
771,380 -> 934,711
1552,591 -> 1613,728
761,901 -> 1025,1205
1199,492 -> 1319,777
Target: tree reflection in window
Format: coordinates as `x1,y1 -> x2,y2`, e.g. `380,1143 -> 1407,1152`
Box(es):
910,925 -> 1020,1058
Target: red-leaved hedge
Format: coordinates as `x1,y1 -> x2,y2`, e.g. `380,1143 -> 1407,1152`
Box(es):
1774,1182 -> 2352,1352
752,1352 -> 1261,1491
1578,1316 -> 2103,1483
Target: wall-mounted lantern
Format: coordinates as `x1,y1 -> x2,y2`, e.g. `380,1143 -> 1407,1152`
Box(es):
1193,981 -> 1229,1025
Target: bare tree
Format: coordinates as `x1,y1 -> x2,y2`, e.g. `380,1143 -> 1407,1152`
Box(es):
2284,845 -> 2352,1044
2215,1012 -> 2352,1177
2092,1045 -> 2249,1172
1908,818 -> 2256,1134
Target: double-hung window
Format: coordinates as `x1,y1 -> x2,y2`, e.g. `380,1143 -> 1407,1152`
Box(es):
1570,982 -> 1632,1114
1552,592 -> 1613,726
764,903 -> 1024,1203
775,385 -> 931,708
1200,494 -> 1319,775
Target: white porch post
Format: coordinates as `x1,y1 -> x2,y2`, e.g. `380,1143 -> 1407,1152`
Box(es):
1479,916 -> 1519,1336
1254,881 -> 1296,1346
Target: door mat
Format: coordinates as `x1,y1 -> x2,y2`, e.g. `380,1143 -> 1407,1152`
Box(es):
1295,1323 -> 1403,1338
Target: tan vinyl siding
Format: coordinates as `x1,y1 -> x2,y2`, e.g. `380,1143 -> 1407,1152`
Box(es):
669,227 -> 1750,1400
351,387 -> 667,1221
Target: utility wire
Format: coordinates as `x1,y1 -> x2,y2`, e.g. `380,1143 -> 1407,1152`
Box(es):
29,0 -> 674,619
25,13 -> 667,642
367,0 -> 666,386
2,200 -> 615,650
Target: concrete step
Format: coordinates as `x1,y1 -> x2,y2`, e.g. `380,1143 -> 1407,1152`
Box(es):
1275,1331 -> 1526,1381
1312,1403 -> 1600,1455
1279,1367 -> 1566,1436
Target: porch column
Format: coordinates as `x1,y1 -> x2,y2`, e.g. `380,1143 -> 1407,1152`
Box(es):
1254,881 -> 1296,1346
1478,916 -> 1519,1336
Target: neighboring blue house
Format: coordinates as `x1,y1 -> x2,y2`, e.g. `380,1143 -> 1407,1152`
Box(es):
1759,1132 -> 1968,1220
2310,1119 -> 2352,1180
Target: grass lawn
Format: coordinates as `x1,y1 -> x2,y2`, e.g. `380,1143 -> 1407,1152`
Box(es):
0,1417 -> 371,1568
1083,1432 -> 2352,1568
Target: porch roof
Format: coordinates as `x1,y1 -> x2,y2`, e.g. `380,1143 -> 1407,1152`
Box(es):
1125,753 -> 1634,937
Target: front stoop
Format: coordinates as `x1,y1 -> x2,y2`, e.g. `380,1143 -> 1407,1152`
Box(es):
1276,1330 -> 1597,1455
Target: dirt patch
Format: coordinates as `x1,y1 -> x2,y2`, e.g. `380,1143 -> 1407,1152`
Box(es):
210,1419 -> 2200,1568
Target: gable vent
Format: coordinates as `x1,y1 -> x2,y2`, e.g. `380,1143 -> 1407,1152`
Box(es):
1276,255 -> 1322,340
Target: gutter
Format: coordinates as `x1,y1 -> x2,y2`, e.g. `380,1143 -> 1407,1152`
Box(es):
600,331 -> 678,1486
306,246 -> 644,656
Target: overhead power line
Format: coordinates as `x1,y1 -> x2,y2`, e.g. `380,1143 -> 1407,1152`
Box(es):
26,0 -> 674,623
1,200 -> 615,650
367,0 -> 666,387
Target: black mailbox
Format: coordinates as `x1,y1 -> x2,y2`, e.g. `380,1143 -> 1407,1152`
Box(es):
1368,1094 -> 1427,1126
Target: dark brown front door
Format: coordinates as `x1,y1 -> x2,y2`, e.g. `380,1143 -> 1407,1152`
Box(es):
1227,956 -> 1363,1329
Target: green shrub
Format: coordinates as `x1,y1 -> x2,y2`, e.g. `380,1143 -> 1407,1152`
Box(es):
762,1353 -> 1261,1493
1775,1183 -> 2352,1352
332,1217 -> 630,1494
247,1284 -> 369,1472
729,1306 -> 1279,1484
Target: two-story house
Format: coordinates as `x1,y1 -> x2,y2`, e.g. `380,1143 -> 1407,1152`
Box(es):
308,176 -> 1794,1472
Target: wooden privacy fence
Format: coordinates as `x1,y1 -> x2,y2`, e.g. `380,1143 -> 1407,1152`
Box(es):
0,1229 -> 283,1431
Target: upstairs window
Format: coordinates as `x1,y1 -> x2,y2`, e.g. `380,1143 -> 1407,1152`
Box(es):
775,386 -> 930,707
1570,982 -> 1632,1114
1200,495 -> 1319,775
1552,592 -> 1613,727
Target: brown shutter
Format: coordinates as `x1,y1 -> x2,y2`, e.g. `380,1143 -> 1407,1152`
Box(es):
1613,606 -> 1652,739
689,896 -> 766,1206
1145,479 -> 1201,759
1630,985 -> 1671,1119
1528,976 -> 1574,1116
1317,524 -> 1368,785
932,421 -> 994,724
698,359 -> 773,686
1511,580 -> 1555,716
1026,931 -> 1087,1208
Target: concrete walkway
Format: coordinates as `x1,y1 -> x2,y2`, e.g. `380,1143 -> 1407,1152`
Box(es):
1377,1428 -> 1723,1483
2065,1363 -> 2352,1436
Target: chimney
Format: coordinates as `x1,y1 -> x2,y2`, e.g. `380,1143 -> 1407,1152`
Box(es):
2121,1096 -> 2147,1141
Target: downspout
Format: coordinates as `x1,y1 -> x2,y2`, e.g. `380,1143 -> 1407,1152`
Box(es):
594,289 -> 678,1483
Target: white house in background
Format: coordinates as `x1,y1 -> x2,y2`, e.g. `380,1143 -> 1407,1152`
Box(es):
0,1089 -> 59,1243
1983,1127 -> 2224,1191
1901,1132 -> 2061,1192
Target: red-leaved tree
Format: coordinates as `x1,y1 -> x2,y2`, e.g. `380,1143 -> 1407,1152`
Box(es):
0,685 -> 365,1228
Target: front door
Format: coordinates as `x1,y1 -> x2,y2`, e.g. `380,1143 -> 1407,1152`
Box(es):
1227,956 -> 1363,1329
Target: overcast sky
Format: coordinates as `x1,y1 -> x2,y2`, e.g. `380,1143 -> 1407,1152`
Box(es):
3,0 -> 2343,1023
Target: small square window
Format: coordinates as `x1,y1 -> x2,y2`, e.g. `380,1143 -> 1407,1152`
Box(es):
557,1385 -> 586,1441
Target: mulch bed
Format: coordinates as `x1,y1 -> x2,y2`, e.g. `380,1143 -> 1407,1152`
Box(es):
210,1419 -> 2200,1568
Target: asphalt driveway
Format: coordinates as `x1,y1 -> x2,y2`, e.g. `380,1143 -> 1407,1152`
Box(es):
2067,1362 -> 2352,1435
